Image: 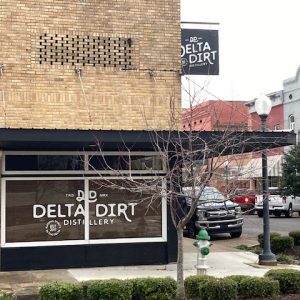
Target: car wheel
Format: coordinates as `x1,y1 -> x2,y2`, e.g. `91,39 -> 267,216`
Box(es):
284,205 -> 293,218
274,211 -> 281,217
230,231 -> 242,238
257,210 -> 263,218
186,223 -> 197,239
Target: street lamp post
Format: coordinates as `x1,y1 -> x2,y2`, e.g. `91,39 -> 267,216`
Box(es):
255,94 -> 277,266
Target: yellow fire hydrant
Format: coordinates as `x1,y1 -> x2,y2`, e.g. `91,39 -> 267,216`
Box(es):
193,228 -> 211,275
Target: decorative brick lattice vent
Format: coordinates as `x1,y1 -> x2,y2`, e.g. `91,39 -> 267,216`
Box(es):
37,33 -> 134,69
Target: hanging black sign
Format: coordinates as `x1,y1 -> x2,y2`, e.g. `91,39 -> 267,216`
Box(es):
181,29 -> 219,75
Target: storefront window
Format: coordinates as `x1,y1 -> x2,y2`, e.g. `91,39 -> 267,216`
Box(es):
6,180 -> 85,243
2,151 -> 166,246
89,155 -> 129,170
88,155 -> 164,171
5,155 -> 84,171
89,180 -> 162,239
130,156 -> 163,171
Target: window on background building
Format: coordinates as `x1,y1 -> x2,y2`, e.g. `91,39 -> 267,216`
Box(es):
274,124 -> 280,130
289,115 -> 295,131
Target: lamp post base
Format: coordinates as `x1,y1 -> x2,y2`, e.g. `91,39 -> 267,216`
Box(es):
258,253 -> 277,266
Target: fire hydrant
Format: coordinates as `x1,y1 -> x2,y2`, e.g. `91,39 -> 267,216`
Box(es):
193,228 -> 211,275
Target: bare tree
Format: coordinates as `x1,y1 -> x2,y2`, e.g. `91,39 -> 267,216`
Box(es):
85,88 -> 293,299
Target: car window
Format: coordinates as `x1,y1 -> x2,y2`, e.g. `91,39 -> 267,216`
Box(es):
234,190 -> 243,195
199,187 -> 225,201
234,189 -> 255,196
269,188 -> 281,195
246,190 -> 255,196
183,186 -> 226,201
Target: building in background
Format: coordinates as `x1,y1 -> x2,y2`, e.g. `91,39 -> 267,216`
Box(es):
283,66 -> 300,142
247,91 -> 284,133
182,95 -> 287,192
244,65 -> 300,191
181,64 -> 300,193
182,100 -> 251,192
245,91 -> 285,190
182,100 -> 248,131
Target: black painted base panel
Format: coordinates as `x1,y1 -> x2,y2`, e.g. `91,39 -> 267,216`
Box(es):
0,242 -> 176,271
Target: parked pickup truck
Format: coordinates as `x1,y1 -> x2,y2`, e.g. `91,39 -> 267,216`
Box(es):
255,187 -> 300,218
183,186 -> 243,238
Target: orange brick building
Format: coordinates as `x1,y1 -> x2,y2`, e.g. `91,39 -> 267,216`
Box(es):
182,100 -> 248,131
182,97 -> 285,192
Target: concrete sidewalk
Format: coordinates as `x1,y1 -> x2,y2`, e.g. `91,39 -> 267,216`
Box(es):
68,251 -> 272,281
72,251 -> 300,280
1,250 -> 300,299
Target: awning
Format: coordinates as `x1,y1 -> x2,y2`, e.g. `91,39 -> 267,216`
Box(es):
240,155 -> 284,178
0,128 -> 296,154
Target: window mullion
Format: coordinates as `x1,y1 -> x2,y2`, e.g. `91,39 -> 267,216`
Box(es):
1,179 -> 6,246
84,178 -> 89,242
84,154 -> 89,172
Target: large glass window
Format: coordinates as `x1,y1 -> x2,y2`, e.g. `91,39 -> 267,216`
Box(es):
6,180 -> 85,243
89,155 -> 129,171
4,153 -> 164,173
5,155 -> 84,171
130,156 -> 163,171
88,155 -> 164,172
2,151 -> 166,246
4,178 -> 164,245
89,180 -> 162,240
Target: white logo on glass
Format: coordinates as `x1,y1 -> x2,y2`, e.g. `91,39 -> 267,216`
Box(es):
45,220 -> 61,236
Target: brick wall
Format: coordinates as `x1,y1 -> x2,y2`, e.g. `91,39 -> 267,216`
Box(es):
182,100 -> 248,131
0,0 -> 181,130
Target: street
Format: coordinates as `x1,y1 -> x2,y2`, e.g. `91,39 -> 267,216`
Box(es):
242,213 -> 300,239
184,213 -> 300,252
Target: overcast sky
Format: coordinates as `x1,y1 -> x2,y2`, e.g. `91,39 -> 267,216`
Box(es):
181,0 -> 300,104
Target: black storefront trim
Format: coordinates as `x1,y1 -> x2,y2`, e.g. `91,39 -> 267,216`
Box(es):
0,242 -> 171,271
0,128 -> 296,153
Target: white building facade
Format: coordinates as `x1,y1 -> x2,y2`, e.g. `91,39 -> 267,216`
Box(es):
283,66 -> 300,142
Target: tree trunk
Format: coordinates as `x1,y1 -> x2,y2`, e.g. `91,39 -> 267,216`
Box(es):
176,226 -> 186,300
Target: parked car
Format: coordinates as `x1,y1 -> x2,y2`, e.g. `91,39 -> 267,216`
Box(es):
255,187 -> 300,218
230,189 -> 256,214
183,186 -> 243,238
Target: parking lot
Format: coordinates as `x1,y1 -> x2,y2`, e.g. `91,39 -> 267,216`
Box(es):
242,213 -> 300,239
